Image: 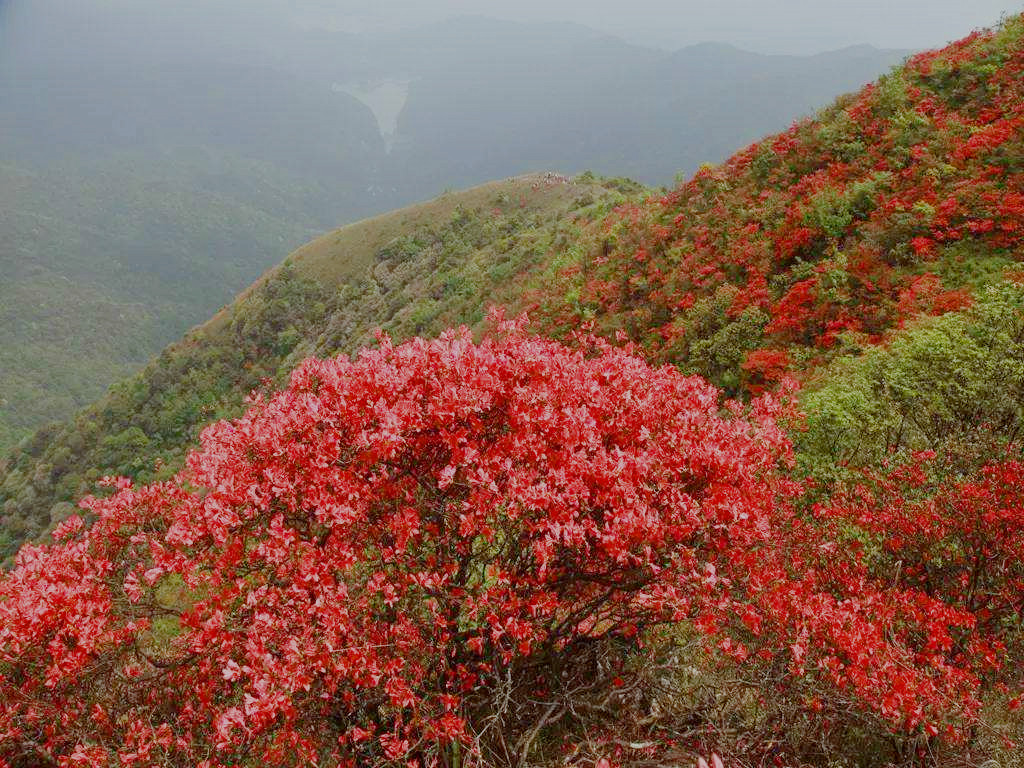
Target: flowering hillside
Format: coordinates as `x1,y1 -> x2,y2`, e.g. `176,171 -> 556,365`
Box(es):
533,16 -> 1024,395
1,15 -> 1023,768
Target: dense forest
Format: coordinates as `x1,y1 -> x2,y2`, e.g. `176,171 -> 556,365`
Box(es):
1,10 -> 1023,768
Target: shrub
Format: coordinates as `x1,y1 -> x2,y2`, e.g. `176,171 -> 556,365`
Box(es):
799,279 -> 1024,476
0,324 -> 791,766
0,325 -> 987,766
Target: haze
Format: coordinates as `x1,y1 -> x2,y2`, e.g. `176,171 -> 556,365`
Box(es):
3,0 -> 1021,54
292,0 -> 1022,52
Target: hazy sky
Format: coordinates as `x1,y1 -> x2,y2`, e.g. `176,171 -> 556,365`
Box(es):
289,0 -> 1022,52
1,0 -> 1021,54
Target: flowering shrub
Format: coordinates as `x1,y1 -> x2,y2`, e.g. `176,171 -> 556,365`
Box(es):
0,326 -> 783,765
820,452 -> 1024,677
0,326 -> 995,766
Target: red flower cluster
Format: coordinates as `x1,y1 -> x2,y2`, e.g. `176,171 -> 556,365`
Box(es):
820,453 -> 1024,678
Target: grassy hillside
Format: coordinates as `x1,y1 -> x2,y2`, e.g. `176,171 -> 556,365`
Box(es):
0,174 -> 644,558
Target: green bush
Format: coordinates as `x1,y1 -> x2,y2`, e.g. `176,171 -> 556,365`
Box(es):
798,277 -> 1024,478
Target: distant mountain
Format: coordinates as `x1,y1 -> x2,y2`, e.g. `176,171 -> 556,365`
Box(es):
381,23 -> 909,189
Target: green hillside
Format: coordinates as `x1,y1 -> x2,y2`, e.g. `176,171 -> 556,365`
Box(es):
0,173 -> 644,558
0,149 -> 333,452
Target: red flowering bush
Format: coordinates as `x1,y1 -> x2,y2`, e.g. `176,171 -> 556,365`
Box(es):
0,326 -> 1000,765
820,452 -> 1024,677
0,325 -> 790,765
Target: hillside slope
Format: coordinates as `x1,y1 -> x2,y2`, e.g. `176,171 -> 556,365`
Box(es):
529,16 -> 1024,396
0,174 -> 644,558
0,150 -> 337,451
